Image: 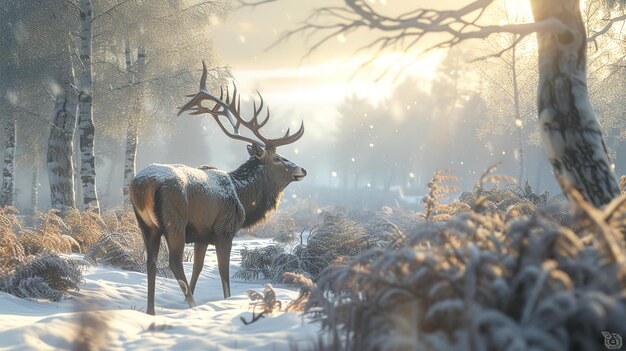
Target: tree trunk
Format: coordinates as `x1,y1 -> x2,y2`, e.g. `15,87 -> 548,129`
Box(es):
48,82 -> 79,211
0,120 -> 16,207
122,45 -> 146,206
73,133 -> 83,205
31,166 -> 38,214
78,0 -> 100,213
531,0 -> 618,206
511,44 -> 525,184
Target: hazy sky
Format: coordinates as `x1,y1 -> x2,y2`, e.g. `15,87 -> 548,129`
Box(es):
208,1 -> 469,139
207,1 -> 533,138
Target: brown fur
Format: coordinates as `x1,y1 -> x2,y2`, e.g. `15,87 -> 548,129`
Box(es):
130,148 -> 306,315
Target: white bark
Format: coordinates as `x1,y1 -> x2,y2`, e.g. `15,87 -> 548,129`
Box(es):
31,166 -> 38,214
78,0 -> 100,213
0,120 -> 16,207
531,0 -> 619,206
48,82 -> 79,211
122,45 -> 146,206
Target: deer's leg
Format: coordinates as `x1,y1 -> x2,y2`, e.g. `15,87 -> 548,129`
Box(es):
164,227 -> 197,309
189,242 -> 208,295
135,208 -> 161,316
144,231 -> 161,315
216,237 -> 233,299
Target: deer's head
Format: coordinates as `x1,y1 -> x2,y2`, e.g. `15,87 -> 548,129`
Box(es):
179,62 -> 307,188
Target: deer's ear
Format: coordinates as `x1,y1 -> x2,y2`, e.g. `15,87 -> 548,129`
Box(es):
247,144 -> 267,159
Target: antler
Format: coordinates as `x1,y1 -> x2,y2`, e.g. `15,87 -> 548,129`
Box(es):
178,61 -> 239,130
179,62 -> 304,150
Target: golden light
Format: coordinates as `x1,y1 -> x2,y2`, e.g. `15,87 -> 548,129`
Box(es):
502,0 -> 533,22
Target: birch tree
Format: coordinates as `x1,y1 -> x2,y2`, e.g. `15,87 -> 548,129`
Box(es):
254,0 -> 626,207
48,72 -> 80,211
0,119 -> 15,207
77,0 -> 100,212
0,0 -> 82,211
94,0 -> 230,205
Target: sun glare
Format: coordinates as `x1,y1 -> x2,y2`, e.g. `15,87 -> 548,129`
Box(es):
502,0 -> 533,22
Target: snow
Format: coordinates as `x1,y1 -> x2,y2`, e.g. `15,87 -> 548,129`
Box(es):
0,239 -> 320,350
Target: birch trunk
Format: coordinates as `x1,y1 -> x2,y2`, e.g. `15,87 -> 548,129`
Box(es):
0,120 -> 16,207
531,0 -> 618,206
31,166 -> 38,214
48,82 -> 79,211
78,0 -> 100,213
73,133 -> 83,205
122,45 -> 146,206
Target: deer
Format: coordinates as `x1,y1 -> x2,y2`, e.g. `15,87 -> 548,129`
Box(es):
130,62 -> 307,315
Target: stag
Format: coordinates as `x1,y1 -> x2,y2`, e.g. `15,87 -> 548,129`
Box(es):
130,62 -> 306,315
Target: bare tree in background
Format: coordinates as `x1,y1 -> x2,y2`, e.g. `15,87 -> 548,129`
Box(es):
474,5 -> 538,185
121,44 -> 146,206
249,0 -> 626,206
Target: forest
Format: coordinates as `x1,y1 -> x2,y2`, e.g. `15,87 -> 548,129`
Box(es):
0,0 -> 625,350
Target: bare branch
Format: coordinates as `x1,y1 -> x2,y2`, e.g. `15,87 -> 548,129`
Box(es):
238,0 -> 277,9
588,13 -> 626,42
267,0 -> 567,60
92,0 -> 138,23
64,0 -> 81,13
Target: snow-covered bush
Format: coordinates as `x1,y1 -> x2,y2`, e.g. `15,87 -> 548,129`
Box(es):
244,216 -> 298,243
85,231 -> 171,277
236,211 -> 374,282
0,254 -> 84,301
235,244 -> 286,280
304,189 -> 626,351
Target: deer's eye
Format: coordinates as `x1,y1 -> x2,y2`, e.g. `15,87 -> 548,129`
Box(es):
273,157 -> 282,163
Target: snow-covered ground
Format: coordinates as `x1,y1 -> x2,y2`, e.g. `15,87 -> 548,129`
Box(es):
0,239 -> 320,350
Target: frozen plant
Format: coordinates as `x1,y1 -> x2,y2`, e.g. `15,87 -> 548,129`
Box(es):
0,254 -> 84,301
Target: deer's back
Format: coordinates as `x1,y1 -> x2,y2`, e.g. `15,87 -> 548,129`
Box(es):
130,164 -> 245,238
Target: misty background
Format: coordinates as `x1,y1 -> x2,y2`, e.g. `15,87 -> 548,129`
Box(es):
4,0 -> 625,211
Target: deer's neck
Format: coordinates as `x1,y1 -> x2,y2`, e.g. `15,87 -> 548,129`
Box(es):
229,158 -> 283,229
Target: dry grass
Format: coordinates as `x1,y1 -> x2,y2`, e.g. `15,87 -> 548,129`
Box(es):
0,206 -> 172,300
0,207 -> 25,271
63,209 -> 107,252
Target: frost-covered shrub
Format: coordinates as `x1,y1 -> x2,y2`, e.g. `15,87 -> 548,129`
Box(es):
235,245 -> 286,280
304,191 -> 626,351
0,254 -> 84,301
85,231 -> 171,277
235,211 -> 373,282
244,216 -> 298,243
